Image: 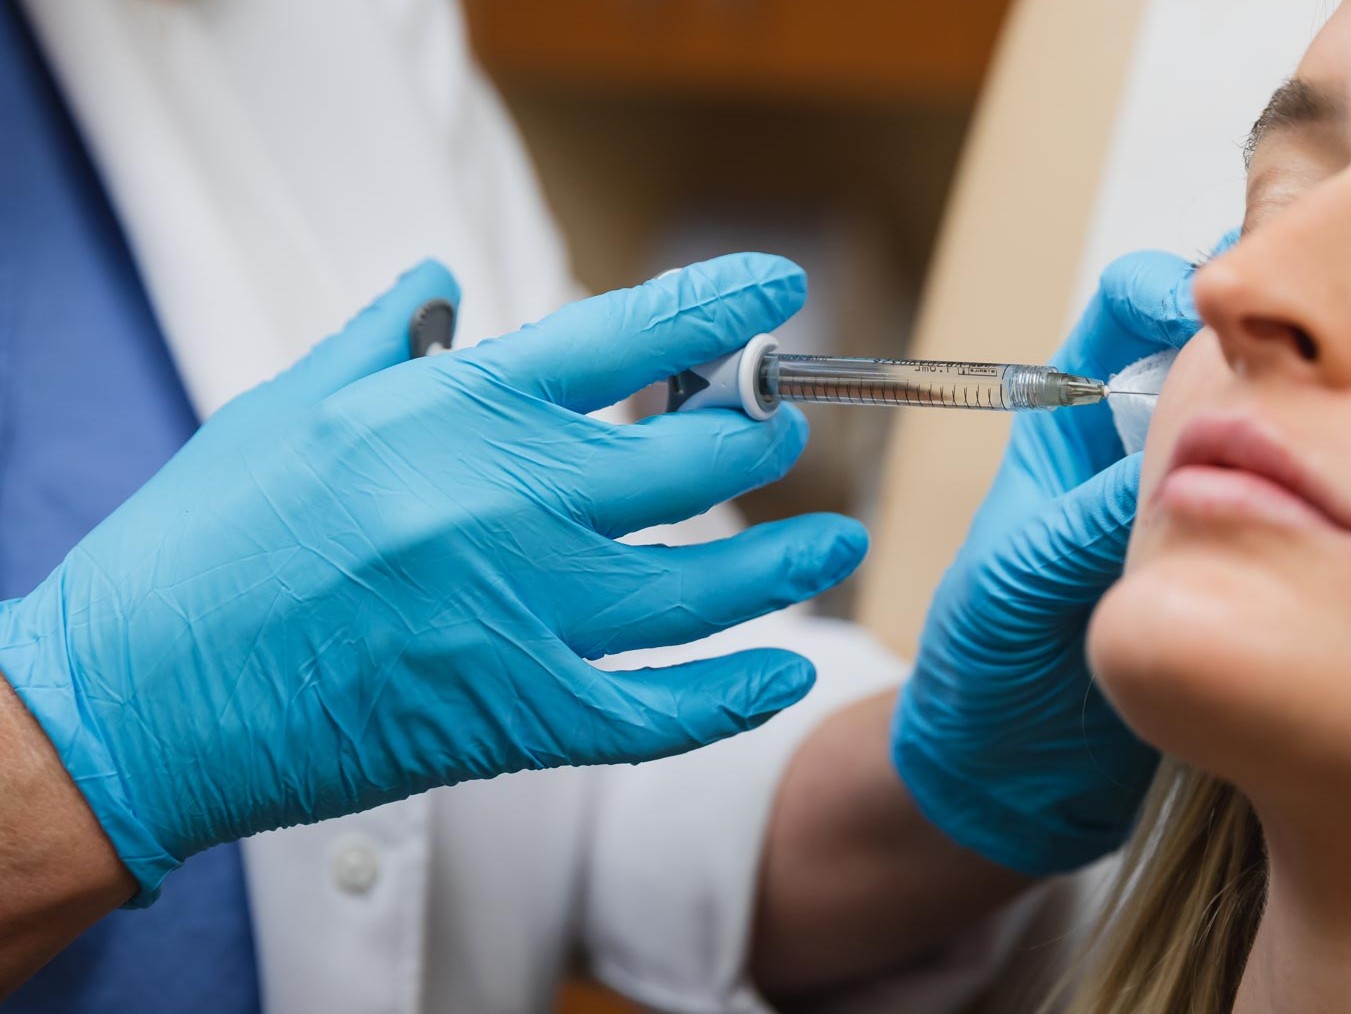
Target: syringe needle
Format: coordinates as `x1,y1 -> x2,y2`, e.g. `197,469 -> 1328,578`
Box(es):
1104,389 -> 1160,398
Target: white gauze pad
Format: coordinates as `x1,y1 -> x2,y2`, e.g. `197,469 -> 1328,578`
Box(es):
1108,348 -> 1179,455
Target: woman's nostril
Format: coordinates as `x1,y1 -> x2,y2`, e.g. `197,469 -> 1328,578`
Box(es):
1292,327 -> 1319,362
1237,317 -> 1320,362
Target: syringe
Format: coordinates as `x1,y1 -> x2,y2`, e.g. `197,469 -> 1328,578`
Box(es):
667,334 -> 1115,419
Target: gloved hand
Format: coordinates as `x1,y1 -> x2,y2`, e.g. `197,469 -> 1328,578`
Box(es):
893,249 -> 1204,875
0,253 -> 866,903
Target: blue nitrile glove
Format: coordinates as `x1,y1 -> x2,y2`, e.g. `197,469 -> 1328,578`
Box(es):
894,249 -> 1206,876
0,253 -> 866,904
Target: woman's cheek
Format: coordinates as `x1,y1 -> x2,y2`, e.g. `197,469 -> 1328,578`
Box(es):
1094,330 -> 1231,740
1127,332 -> 1230,568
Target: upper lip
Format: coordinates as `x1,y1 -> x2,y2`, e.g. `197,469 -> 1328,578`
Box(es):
1162,412 -> 1351,531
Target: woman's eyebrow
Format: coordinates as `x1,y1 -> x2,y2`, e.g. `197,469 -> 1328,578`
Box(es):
1244,77 -> 1346,167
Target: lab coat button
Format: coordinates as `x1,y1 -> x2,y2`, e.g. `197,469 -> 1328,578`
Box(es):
332,840 -> 380,895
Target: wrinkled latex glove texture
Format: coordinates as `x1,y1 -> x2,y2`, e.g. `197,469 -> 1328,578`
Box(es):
894,249 -> 1203,876
0,253 -> 867,903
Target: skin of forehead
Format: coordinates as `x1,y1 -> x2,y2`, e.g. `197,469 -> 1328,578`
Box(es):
1296,3 -> 1351,99
1244,7 -> 1351,228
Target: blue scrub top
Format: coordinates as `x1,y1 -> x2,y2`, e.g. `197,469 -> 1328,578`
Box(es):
0,3 -> 261,1010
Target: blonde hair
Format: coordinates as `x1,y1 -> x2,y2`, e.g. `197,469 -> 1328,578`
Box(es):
1049,759 -> 1266,1014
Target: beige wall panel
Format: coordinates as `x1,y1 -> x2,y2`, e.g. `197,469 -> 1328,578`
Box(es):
858,0 -> 1149,658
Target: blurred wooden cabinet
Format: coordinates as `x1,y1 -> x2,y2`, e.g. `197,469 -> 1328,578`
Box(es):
464,0 -> 1011,103
555,979 -> 638,1014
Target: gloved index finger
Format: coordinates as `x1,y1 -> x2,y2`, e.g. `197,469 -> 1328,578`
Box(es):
281,259 -> 462,403
202,259 -> 462,451
1058,249 -> 1203,381
466,252 -> 807,415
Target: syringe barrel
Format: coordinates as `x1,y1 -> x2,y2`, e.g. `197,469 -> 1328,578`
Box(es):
763,356 -> 1089,411
762,355 -> 971,408
666,340 -> 1106,416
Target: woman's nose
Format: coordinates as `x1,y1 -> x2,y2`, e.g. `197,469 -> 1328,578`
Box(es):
1192,256 -> 1323,379
1193,180 -> 1351,387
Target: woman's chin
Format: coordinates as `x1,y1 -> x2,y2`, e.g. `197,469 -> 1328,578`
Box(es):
1088,552 -> 1305,780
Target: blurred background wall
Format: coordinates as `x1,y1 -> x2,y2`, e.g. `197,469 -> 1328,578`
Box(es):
461,0 -> 1012,620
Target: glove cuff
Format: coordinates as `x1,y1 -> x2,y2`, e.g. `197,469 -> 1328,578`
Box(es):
892,685 -> 1131,877
0,575 -> 178,906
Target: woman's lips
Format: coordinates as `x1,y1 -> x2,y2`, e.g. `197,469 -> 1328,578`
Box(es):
1153,413 -> 1351,533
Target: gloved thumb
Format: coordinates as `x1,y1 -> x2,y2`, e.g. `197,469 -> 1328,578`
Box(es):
1023,453 -> 1144,607
587,650 -> 816,765
215,259 -> 461,430
1099,250 -> 1201,352
1063,251 -> 1200,382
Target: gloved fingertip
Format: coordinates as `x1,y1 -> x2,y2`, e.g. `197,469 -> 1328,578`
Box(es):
684,252 -> 809,320
733,404 -> 810,481
1094,451 -> 1143,499
1063,453 -> 1144,536
747,652 -> 816,718
1210,226 -> 1243,259
1172,277 -> 1199,337
396,258 -> 463,311
1101,250 -> 1203,346
765,512 -> 869,599
730,251 -> 808,296
821,513 -> 869,583
774,403 -> 811,454
1114,450 -> 1144,484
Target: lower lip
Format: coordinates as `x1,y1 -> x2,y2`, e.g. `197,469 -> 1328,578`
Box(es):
1153,465 -> 1336,532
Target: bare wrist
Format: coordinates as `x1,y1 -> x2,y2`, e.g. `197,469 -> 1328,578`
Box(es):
0,673 -> 136,994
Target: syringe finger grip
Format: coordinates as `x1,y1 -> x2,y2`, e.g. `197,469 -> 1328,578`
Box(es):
665,333 -> 779,420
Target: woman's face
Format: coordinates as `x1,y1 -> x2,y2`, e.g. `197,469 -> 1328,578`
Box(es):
1088,4 -> 1351,806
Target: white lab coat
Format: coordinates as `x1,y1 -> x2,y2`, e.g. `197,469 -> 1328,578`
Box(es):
20,1 -> 1058,1010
